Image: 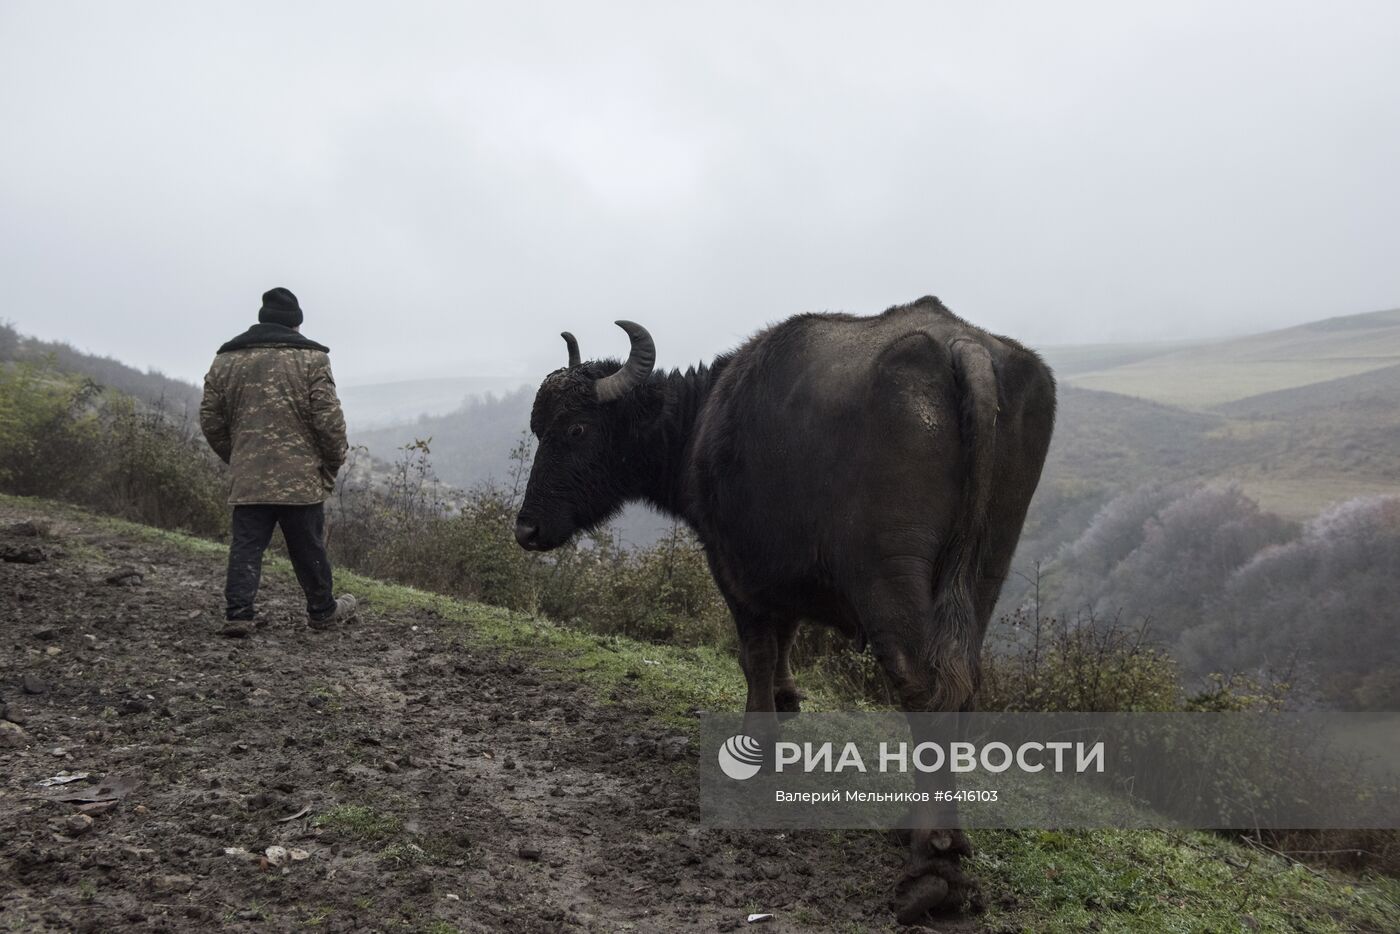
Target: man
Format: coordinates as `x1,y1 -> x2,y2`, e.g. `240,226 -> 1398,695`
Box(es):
200,287 -> 356,630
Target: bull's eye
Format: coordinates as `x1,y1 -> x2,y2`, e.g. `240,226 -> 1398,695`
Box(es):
567,423 -> 586,439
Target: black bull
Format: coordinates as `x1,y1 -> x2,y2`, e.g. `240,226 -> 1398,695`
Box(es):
514,296 -> 1055,922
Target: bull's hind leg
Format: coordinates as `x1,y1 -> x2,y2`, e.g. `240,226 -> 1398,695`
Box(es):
852,572 -> 983,923
773,617 -> 805,714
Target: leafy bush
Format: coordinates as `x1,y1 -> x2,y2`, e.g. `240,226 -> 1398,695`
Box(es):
0,361 -> 102,497
324,437 -> 732,649
0,358 -> 227,536
981,608 -> 1183,713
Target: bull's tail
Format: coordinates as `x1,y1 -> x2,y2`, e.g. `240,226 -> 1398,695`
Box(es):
922,337 -> 999,710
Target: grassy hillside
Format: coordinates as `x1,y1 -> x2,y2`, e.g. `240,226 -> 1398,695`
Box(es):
6,496 -> 1398,933
1058,307 -> 1400,409
0,321 -> 201,415
1217,361 -> 1400,417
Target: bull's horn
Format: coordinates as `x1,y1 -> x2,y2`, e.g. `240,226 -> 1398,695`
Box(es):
561,331 -> 581,367
594,320 -> 656,402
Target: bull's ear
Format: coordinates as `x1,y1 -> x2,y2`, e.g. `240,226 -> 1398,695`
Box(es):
561,332 -> 581,367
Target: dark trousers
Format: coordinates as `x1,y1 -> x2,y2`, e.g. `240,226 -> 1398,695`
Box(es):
225,503 -> 336,621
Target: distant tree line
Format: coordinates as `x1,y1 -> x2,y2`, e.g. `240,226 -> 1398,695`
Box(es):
0,320 -> 201,415
1042,483 -> 1400,710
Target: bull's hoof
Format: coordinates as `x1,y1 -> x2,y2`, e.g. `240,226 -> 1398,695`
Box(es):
895,874 -> 950,925
773,685 -> 804,714
894,830 -> 983,924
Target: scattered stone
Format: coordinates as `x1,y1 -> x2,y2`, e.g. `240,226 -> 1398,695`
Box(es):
45,646 -> 61,657
5,520 -> 46,537
381,759 -> 401,774
64,814 -> 94,836
120,698 -> 150,715
0,544 -> 48,564
0,720 -> 28,748
517,844 -> 542,861
104,567 -> 143,586
21,674 -> 49,695
32,626 -> 57,641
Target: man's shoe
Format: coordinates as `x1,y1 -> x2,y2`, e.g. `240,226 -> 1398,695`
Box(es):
309,594 -> 357,630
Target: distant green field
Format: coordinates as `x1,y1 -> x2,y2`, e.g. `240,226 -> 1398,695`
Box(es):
1068,358 -> 1394,409
1055,307 -> 1400,409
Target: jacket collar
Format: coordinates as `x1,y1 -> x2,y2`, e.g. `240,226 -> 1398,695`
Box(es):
217,323 -> 330,355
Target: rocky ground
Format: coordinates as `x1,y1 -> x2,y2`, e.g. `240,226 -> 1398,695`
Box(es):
0,504 -> 920,933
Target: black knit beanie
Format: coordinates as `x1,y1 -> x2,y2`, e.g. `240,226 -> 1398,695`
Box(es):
259,287 -> 304,328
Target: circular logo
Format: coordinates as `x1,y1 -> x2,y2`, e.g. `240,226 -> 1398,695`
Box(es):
718,734 -> 764,781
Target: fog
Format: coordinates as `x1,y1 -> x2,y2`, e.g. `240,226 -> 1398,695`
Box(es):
2,1 -> 1398,387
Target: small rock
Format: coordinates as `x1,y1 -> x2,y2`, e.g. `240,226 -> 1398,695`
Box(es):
5,520 -> 45,537
517,844 -> 542,861
21,674 -> 49,695
0,545 -> 48,564
119,698 -> 149,715
381,759 -> 401,774
44,646 -> 61,657
32,626 -> 57,641
0,720 -> 28,748
104,567 -> 143,586
65,814 -> 94,836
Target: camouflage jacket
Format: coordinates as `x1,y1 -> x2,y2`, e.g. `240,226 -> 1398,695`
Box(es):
200,324 -> 349,506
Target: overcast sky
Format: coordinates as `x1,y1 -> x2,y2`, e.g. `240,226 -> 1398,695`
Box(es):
2,1 -> 1398,386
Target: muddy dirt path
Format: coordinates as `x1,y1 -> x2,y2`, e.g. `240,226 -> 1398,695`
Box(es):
0,505 -> 927,933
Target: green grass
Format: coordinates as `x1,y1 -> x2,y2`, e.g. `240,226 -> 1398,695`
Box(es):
977,829 -> 1398,932
6,494 -> 1399,932
312,804 -> 401,841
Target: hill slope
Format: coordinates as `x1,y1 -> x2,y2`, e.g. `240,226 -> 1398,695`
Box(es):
1059,307 -> 1400,408
0,321 -> 201,416
3,498 -> 1398,932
